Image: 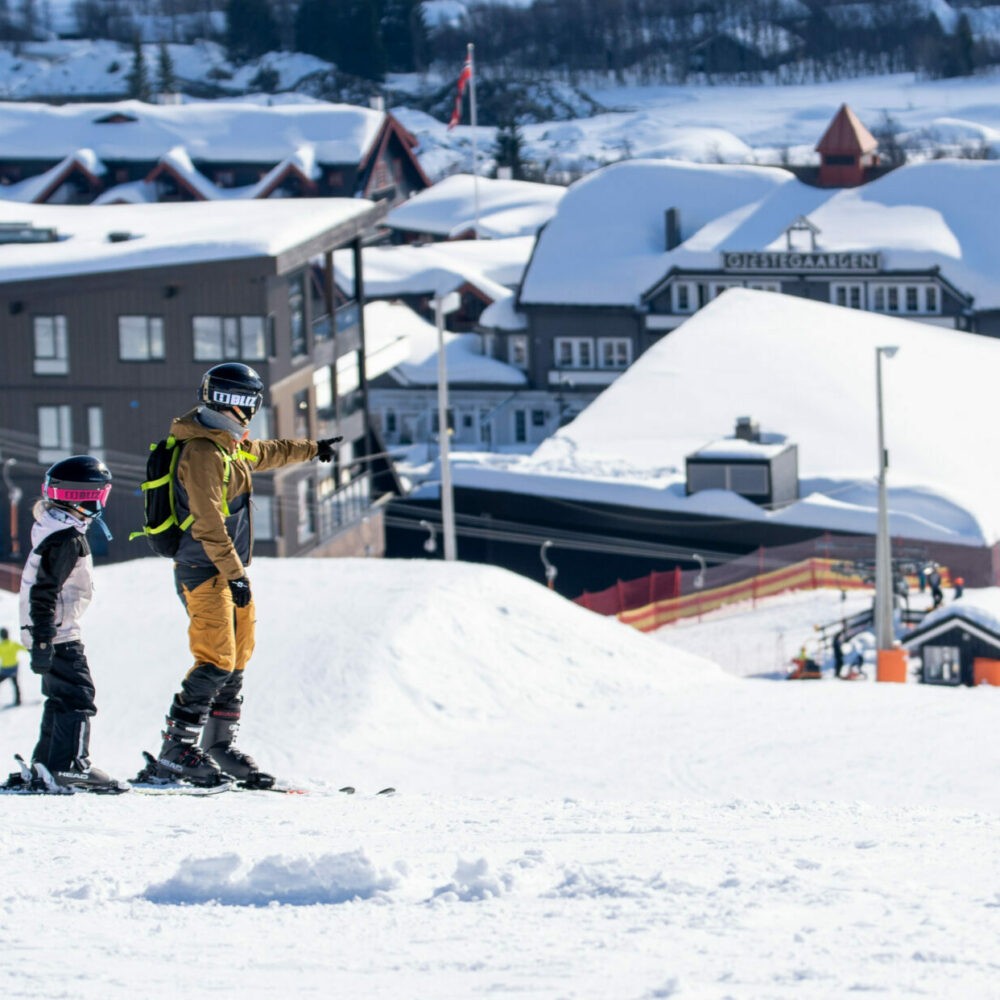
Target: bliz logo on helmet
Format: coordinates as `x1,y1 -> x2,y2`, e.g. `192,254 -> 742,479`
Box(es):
211,390 -> 258,409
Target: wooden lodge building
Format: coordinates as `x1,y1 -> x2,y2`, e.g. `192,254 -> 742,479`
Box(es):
481,104 -> 992,410
0,100 -> 430,208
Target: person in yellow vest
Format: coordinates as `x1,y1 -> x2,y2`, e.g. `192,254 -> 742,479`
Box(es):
0,626 -> 27,707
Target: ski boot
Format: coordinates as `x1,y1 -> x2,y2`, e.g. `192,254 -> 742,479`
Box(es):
155,703 -> 229,787
47,759 -> 126,794
201,702 -> 275,789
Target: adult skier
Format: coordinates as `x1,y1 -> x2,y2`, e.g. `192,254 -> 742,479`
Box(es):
14,456 -> 119,790
145,362 -> 339,787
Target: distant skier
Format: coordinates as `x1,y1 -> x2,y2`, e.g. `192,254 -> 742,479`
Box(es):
0,627 -> 26,707
928,565 -> 944,609
832,631 -> 845,678
142,363 -> 340,787
8,456 -> 120,791
953,576 -> 964,600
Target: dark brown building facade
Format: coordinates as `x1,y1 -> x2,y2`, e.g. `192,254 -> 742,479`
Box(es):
0,203 -> 390,566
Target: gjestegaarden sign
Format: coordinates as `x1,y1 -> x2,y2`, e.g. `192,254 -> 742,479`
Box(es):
722,251 -> 881,272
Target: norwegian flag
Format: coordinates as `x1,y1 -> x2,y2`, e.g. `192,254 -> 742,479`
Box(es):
447,54 -> 473,130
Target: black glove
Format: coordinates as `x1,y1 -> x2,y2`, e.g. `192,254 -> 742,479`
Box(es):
31,639 -> 54,675
229,577 -> 252,608
316,436 -> 343,463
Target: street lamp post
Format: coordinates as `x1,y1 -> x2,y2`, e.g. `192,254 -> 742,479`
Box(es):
435,289 -> 462,562
874,345 -> 905,682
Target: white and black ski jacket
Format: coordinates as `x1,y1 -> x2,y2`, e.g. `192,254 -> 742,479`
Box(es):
19,504 -> 94,649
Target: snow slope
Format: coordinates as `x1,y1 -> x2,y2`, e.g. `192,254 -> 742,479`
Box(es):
0,557 -> 998,999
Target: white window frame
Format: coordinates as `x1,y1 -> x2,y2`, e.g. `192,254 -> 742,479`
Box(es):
925,285 -> 939,313
554,337 -> 595,369
672,282 -> 697,313
508,334 -> 528,369
873,284 -> 901,313
38,404 -> 72,463
193,316 -> 268,361
119,315 -> 165,361
597,337 -> 632,370
87,405 -> 104,461
831,283 -> 863,310
33,316 -> 69,375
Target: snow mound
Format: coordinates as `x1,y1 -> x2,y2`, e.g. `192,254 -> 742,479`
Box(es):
143,849 -> 399,906
0,557 -> 719,783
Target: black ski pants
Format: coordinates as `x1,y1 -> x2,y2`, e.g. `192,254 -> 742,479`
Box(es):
32,640 -> 97,770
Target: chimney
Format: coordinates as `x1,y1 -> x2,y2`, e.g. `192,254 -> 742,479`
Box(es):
665,207 -> 681,251
734,416 -> 760,442
369,94 -> 385,112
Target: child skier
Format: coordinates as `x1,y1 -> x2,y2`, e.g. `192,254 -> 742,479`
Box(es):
0,627 -> 26,707
6,455 -> 122,792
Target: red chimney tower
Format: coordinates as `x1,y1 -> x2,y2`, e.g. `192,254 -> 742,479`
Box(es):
815,103 -> 879,188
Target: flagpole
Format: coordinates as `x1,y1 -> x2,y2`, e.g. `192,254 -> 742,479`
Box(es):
467,42 -> 480,239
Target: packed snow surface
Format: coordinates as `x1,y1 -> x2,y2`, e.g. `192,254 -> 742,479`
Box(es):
1,557 -> 998,999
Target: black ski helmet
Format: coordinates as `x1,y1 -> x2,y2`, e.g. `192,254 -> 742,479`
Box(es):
199,363 -> 264,426
42,455 -> 112,517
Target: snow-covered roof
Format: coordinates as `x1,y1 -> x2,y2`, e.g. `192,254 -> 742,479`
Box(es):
0,198 -> 380,282
365,299 -> 526,387
519,159 -> 795,306
0,147 -> 106,203
0,98 -> 385,165
384,173 -> 564,239
521,157 -> 1000,310
335,239 -> 532,302
690,438 -> 792,461
479,291 -> 528,331
452,288 -> 1000,546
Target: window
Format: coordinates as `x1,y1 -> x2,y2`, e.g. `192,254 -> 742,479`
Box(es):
253,495 -> 274,541
926,286 -> 939,313
248,406 -> 271,440
289,273 -> 306,357
508,335 -> 528,369
33,316 -> 69,375
385,410 -> 397,434
514,409 -> 527,443
296,477 -> 316,544
554,337 -> 594,369
598,337 -> 632,370
193,316 -> 268,361
87,406 -> 104,459
119,315 -> 165,360
832,284 -> 863,310
747,282 -> 780,293
905,286 -> 919,312
313,365 -> 334,419
922,645 -> 962,685
531,409 -> 546,428
672,282 -> 696,313
709,282 -> 741,300
293,388 -> 310,439
38,404 -> 72,462
872,285 -> 901,313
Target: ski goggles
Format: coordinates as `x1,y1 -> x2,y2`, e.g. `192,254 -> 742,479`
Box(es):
44,483 -> 112,506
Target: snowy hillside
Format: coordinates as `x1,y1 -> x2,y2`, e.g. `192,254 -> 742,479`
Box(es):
1,557 -> 999,998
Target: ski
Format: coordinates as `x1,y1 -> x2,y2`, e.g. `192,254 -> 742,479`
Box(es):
0,755 -> 130,795
129,781 -> 232,797
129,750 -> 232,796
338,785 -> 396,797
